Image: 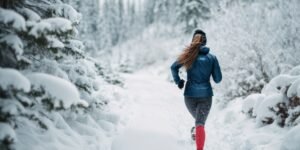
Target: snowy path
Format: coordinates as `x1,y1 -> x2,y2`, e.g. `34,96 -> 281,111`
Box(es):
111,70 -> 195,150
111,69 -> 239,150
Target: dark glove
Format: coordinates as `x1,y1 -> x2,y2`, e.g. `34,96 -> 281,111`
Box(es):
178,79 -> 185,89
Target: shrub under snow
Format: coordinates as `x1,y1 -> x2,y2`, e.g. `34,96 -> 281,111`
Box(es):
287,78 -> 300,98
242,65 -> 300,128
255,93 -> 288,126
241,94 -> 265,117
262,75 -> 299,95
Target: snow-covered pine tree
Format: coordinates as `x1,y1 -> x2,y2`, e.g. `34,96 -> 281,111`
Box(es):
177,0 -> 211,32
0,0 -> 123,149
63,0 -> 107,54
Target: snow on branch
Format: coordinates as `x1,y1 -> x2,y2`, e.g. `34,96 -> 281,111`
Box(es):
52,4 -> 82,24
46,36 -> 65,48
29,17 -> 73,38
27,73 -> 88,109
0,34 -> 24,58
0,8 -> 26,31
287,79 -> 300,98
0,123 -> 16,144
18,8 -> 41,22
0,68 -> 30,92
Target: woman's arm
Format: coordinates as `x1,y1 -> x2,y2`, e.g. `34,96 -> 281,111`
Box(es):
170,61 -> 183,84
212,56 -> 222,83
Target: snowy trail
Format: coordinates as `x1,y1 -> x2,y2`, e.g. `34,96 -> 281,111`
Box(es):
110,68 -> 244,150
111,69 -> 195,150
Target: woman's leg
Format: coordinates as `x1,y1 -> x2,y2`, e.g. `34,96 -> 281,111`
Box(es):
195,97 -> 212,126
195,97 -> 212,150
184,97 -> 199,141
184,97 -> 198,119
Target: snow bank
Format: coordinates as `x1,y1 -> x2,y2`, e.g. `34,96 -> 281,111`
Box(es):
287,78 -> 300,98
262,75 -> 299,94
256,94 -> 287,126
0,8 -> 26,31
242,94 -> 265,117
238,66 -> 300,149
289,65 -> 300,76
27,73 -> 88,109
0,123 -> 16,143
0,68 -> 30,92
281,124 -> 300,150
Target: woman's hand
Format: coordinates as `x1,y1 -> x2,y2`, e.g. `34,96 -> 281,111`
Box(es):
178,79 -> 185,89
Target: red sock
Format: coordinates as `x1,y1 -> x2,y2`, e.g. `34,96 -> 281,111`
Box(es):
196,125 -> 205,150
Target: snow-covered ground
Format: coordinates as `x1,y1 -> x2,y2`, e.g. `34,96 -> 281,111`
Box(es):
112,69 -> 194,150
111,64 -> 300,150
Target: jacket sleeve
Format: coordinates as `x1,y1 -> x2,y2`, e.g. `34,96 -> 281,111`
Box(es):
212,56 -> 222,83
170,61 -> 183,84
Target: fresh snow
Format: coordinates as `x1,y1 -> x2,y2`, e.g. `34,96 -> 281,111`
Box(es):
262,75 -> 299,94
0,34 -> 24,57
65,39 -> 84,53
287,78 -> 300,98
19,8 -> 41,21
111,65 -> 300,150
281,124 -> 300,150
0,123 -> 16,143
43,17 -> 73,33
54,4 -> 82,24
112,70 -> 194,150
0,8 -> 26,31
0,68 -> 30,92
0,100 -> 25,116
29,17 -> 73,38
46,36 -> 65,48
26,73 -> 88,109
1,1 -> 299,150
288,65 -> 300,76
242,93 -> 265,116
255,93 -> 287,126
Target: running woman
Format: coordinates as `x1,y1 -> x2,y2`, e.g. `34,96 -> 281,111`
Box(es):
170,29 -> 222,150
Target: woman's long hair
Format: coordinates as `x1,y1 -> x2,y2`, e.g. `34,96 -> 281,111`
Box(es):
177,34 -> 204,69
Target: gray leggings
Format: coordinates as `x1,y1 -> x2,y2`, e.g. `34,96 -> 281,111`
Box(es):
184,97 -> 212,126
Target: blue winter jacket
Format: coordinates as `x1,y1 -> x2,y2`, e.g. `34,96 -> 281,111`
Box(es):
170,46 -> 222,98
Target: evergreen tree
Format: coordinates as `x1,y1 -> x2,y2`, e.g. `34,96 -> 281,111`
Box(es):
0,0 -> 123,149
177,0 -> 211,32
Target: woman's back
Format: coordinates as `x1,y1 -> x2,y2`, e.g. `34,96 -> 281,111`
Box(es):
170,36 -> 222,98
187,46 -> 214,84
183,46 -> 221,97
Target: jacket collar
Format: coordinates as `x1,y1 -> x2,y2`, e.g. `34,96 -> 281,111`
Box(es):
199,45 -> 210,54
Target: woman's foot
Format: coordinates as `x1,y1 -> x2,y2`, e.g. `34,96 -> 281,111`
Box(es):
191,126 -> 196,141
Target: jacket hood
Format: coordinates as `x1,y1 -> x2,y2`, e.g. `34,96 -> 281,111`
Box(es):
199,46 -> 210,54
